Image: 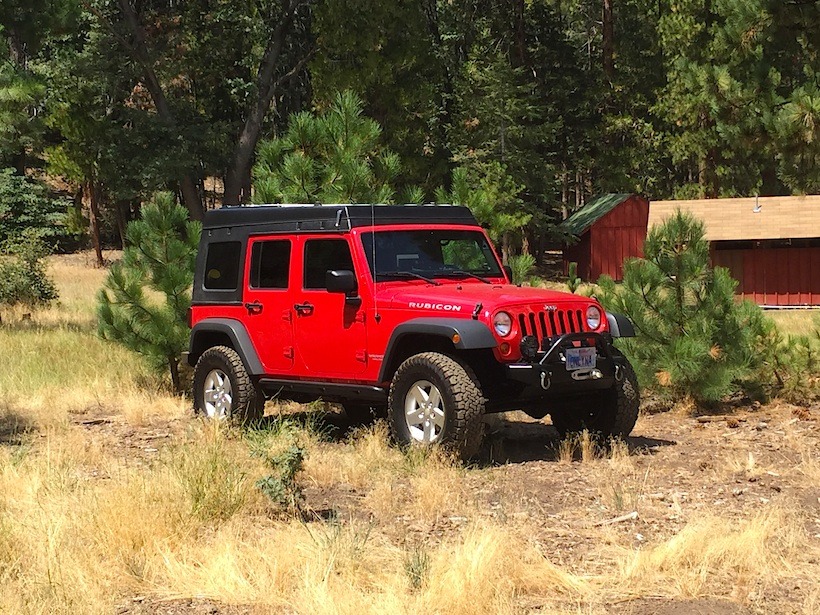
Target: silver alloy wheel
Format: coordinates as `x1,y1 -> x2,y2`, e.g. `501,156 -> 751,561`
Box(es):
404,379 -> 446,443
203,369 -> 232,419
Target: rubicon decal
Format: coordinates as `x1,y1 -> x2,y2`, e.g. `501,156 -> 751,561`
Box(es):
408,302 -> 463,312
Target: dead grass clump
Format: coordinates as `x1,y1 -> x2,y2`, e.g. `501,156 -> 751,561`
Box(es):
0,423 -> 269,613
303,421 -> 402,489
153,521 -> 585,614
617,506 -> 802,599
170,422 -> 263,522
417,524 -> 586,614
120,392 -> 187,426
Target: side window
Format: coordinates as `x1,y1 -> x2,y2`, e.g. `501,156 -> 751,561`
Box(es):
204,241 -> 241,290
303,239 -> 354,289
250,240 -> 291,289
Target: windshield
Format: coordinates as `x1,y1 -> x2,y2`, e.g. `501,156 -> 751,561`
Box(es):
361,229 -> 503,281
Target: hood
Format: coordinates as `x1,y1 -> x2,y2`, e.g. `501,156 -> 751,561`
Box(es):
375,281 -> 595,313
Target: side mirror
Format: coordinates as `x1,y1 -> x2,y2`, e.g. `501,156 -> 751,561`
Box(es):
503,265 -> 513,283
326,269 -> 358,295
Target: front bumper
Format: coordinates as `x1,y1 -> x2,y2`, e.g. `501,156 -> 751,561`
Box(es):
503,332 -> 625,397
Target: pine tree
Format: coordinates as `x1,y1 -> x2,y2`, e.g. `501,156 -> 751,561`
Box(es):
436,162 -> 531,263
252,91 -> 408,204
597,211 -> 768,404
97,193 -> 201,391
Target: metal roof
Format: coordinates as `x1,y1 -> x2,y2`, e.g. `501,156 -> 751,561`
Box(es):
648,196 -> 820,241
560,194 -> 632,236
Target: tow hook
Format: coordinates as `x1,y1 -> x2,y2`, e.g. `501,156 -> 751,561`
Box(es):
540,371 -> 551,391
615,364 -> 624,382
571,368 -> 604,381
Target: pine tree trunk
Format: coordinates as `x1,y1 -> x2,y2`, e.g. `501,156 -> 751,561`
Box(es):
168,356 -> 181,393
561,164 -> 569,219
115,200 -> 129,249
602,0 -> 615,81
87,182 -> 104,267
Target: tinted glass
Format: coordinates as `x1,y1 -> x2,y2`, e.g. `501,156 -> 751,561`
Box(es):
303,239 -> 354,289
360,230 -> 502,278
204,241 -> 241,290
250,240 -> 291,289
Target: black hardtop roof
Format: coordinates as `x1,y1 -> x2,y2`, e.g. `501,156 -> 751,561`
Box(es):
202,203 -> 478,232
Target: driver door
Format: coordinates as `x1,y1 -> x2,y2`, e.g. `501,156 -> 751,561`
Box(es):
292,236 -> 368,377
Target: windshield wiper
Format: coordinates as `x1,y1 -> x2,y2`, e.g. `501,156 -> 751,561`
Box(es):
438,270 -> 493,284
377,271 -> 441,285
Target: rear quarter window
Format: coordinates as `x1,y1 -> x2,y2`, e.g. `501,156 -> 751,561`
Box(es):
203,241 -> 241,290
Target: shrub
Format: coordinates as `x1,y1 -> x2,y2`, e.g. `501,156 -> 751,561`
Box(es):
0,169 -> 74,247
766,316 -> 820,404
97,192 -> 200,391
0,230 -> 58,313
566,261 -> 581,293
508,252 -> 535,285
596,211 -> 769,404
255,445 -> 306,515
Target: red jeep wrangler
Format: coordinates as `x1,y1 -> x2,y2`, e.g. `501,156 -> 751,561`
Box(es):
187,204 -> 639,459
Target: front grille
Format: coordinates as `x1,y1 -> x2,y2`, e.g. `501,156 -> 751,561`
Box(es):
516,307 -> 587,349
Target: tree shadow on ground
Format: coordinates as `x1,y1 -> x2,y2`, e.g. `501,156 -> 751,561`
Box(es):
476,414 -> 676,466
0,407 -> 38,447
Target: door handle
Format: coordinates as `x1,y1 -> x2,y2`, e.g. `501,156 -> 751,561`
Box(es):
244,301 -> 263,315
294,302 -> 314,315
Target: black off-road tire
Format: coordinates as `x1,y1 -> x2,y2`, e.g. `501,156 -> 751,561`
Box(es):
388,352 -> 485,461
551,359 -> 640,440
193,346 -> 265,425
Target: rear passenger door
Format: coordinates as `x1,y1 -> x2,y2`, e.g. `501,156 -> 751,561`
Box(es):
242,237 -> 295,374
292,236 -> 367,377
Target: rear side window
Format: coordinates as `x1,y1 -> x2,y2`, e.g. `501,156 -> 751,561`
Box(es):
204,241 -> 241,290
303,239 -> 354,289
250,240 -> 291,289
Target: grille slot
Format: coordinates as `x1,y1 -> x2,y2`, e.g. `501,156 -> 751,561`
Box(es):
514,307 -> 588,351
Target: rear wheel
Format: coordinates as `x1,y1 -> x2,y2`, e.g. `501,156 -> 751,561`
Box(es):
193,346 -> 264,425
551,359 -> 639,440
388,352 -> 485,460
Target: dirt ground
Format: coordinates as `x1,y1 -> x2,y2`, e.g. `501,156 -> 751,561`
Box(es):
60,399 -> 819,615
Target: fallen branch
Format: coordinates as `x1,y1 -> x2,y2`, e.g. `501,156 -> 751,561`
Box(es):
696,415 -> 746,423
594,511 -> 638,526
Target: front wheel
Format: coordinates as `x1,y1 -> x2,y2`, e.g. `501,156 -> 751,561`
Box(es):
192,346 -> 264,425
551,359 -> 640,440
388,352 -> 485,460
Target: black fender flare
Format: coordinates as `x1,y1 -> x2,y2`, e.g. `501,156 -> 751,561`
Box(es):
378,317 -> 496,382
188,318 -> 264,375
607,312 -> 636,338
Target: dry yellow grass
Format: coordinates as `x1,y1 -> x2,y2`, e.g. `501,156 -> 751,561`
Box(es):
767,309 -> 819,337
1,253 -> 818,614
616,506 -> 802,600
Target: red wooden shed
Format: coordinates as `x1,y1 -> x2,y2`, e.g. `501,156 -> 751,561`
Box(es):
649,196 -> 820,306
561,193 -> 649,281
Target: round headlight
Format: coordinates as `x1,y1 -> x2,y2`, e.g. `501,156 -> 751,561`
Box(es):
586,305 -> 602,330
493,311 -> 513,337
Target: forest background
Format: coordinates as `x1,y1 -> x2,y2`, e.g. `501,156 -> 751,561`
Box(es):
1,0 -> 818,260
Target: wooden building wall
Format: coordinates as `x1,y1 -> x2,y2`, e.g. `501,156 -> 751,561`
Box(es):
712,244 -> 820,306
565,195 -> 649,281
